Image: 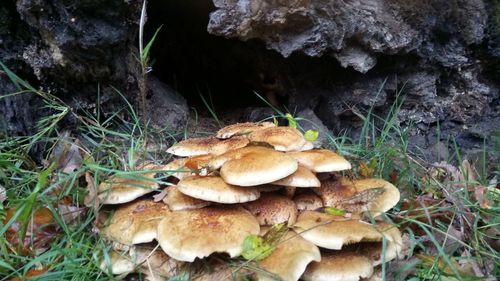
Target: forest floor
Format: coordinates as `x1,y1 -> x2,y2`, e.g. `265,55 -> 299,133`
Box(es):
0,69 -> 499,281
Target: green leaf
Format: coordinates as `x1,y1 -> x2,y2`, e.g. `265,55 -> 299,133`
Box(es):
285,113 -> 297,129
304,130 -> 319,141
324,207 -> 346,216
272,117 -> 278,126
168,274 -> 190,281
241,234 -> 273,261
141,26 -> 162,63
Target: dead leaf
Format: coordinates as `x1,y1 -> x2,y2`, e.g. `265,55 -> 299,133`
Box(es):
153,187 -> 170,202
52,131 -> 84,174
359,162 -> 375,178
389,169 -> 399,184
57,203 -> 86,225
84,172 -> 101,224
11,268 -> 48,280
4,206 -> 59,255
474,186 -> 493,209
417,254 -> 476,278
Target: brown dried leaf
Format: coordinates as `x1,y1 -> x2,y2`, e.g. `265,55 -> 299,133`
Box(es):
473,186 -> 492,209
153,187 -> 170,202
84,172 -> 101,222
57,203 -> 86,225
52,131 -> 84,174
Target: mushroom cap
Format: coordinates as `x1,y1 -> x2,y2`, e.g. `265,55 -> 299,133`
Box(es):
300,141 -> 315,151
219,147 -> 298,186
98,164 -> 160,204
287,149 -> 351,172
248,126 -> 306,151
100,250 -> 135,275
161,155 -> 213,179
157,205 -> 260,262
315,178 -> 357,207
101,199 -> 170,245
243,194 -> 298,227
342,178 -> 400,216
177,175 -> 260,204
355,224 -> 403,266
302,250 -> 374,281
293,211 -> 391,250
163,185 -> 211,211
293,192 -> 324,211
166,136 -> 249,157
271,166 -> 320,187
208,146 -> 274,170
257,230 -> 321,281
216,122 -> 276,139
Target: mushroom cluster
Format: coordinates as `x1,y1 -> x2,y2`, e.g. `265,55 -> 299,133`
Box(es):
98,122 -> 402,281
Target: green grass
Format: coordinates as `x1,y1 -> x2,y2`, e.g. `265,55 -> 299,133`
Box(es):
0,67 -> 498,281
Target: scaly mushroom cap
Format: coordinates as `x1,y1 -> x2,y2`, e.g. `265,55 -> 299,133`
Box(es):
219,147 -> 298,186
102,199 -> 170,245
341,178 -> 400,216
315,178 -> 357,207
177,175 -> 260,204
157,205 -> 260,262
161,155 -> 213,179
293,211 -> 391,250
248,126 -> 306,151
257,230 -> 321,281
287,149 -> 351,172
163,185 -> 211,211
302,250 -> 374,281
271,165 -> 320,188
243,194 -> 298,226
166,136 -> 249,157
100,250 -> 135,275
98,164 -> 160,204
294,192 -> 324,211
216,122 -> 276,139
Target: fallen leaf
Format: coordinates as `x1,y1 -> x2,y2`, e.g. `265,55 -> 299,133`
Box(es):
51,131 -> 84,174
474,186 -> 492,209
241,235 -> 273,261
57,203 -> 86,225
84,172 -> 101,224
304,130 -> 319,142
11,267 -> 48,280
153,187 -> 170,202
359,162 -> 375,178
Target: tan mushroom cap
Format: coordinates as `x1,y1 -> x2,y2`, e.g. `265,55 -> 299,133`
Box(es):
300,141 -> 315,151
293,211 -> 392,250
355,224 -> 403,266
157,205 -> 260,262
208,146 -> 274,170
100,250 -> 135,275
177,175 -> 260,204
101,199 -> 170,245
244,194 -> 298,226
166,136 -> 249,157
98,164 -> 160,204
163,185 -> 211,211
257,230 -> 321,281
271,166 -> 320,187
248,126 -> 307,151
294,192 -> 324,211
216,122 -> 276,139
302,250 -> 374,281
315,178 -> 357,207
219,147 -> 298,186
287,149 -> 351,172
341,178 -> 401,216
161,154 -> 213,179
130,244 -> 184,278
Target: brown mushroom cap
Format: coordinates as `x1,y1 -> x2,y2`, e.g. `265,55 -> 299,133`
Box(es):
243,194 -> 298,226
208,146 -> 274,170
98,164 -> 160,204
271,166 -> 320,187
287,149 -> 351,172
342,178 -> 400,216
219,147 -> 298,186
248,126 -> 306,151
355,224 -> 403,266
257,230 -> 321,281
161,155 -> 213,179
293,211 -> 391,250
157,205 -> 260,262
177,175 -> 260,203
166,136 -> 249,157
302,250 -> 374,281
294,192 -> 324,211
100,250 -> 135,275
315,178 -> 357,207
101,199 -> 170,245
300,141 -> 315,151
163,185 -> 211,211
216,122 -> 276,139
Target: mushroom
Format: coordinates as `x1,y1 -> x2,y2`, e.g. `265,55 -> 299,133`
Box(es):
302,250 -> 374,281
101,199 -> 170,245
166,136 -> 249,157
218,147 -> 298,186
100,250 -> 135,275
177,175 -> 260,204
216,122 -> 276,139
257,229 -> 321,281
157,205 -> 260,262
248,126 -> 307,151
161,154 -> 213,179
271,165 -> 321,188
163,185 -> 211,211
287,149 -> 351,172
243,194 -> 298,227
293,192 -> 324,211
97,163 -> 160,205
292,211 -> 392,250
